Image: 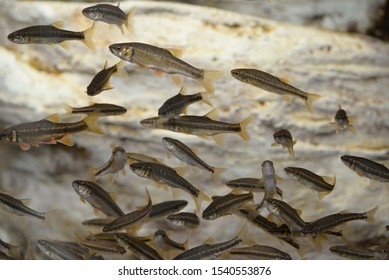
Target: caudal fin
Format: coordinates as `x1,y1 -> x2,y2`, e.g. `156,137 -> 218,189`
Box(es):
200,70 -> 224,93
194,190 -> 210,213
304,93 -> 321,114
238,115 -> 254,141
83,23 -> 96,50
83,114 -> 104,135
366,206 -> 379,224
126,7 -> 137,33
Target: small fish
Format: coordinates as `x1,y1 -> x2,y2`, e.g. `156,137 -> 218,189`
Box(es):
126,152 -> 163,164
158,87 -> 213,117
7,21 -> 95,50
109,42 -> 223,92
64,103 -> 127,116
284,167 -> 335,199
225,177 -> 283,197
37,240 -> 85,260
116,233 -> 163,260
103,188 -> 152,232
167,212 -> 200,228
202,191 -> 253,220
149,200 -> 188,219
81,218 -> 115,228
0,113 -> 103,151
271,129 -> 297,158
91,146 -> 127,182
173,235 -> 242,260
72,180 -> 124,217
153,229 -> 187,251
162,137 -> 225,179
0,192 -> 45,220
76,235 -> 126,255
329,105 -> 357,133
231,68 -> 321,113
329,245 -> 381,260
140,110 -> 253,145
129,162 -> 210,212
86,61 -> 124,96
229,244 -> 292,260
82,4 -> 136,34
300,206 -> 379,236
340,155 -> 389,182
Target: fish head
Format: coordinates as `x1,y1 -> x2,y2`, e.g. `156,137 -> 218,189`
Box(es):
340,155 -> 353,167
82,6 -> 104,20
112,146 -> 127,168
202,209 -> 218,220
0,128 -> 18,143
72,180 -> 92,197
261,160 -> 275,175
161,137 -> 176,151
129,163 -> 151,178
263,198 -> 279,213
284,167 -> 299,179
109,43 -> 134,62
86,84 -> 101,96
273,129 -> 292,144
230,68 -> 252,83
7,31 -> 29,44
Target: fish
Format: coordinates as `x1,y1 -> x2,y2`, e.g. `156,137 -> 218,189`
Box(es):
166,212 -> 200,228
91,146 -> 127,182
149,200 -> 188,219
329,245 -> 383,260
229,244 -> 292,260
64,103 -> 127,116
300,206 -> 379,236
225,177 -> 283,197
284,167 -> 335,199
7,21 -> 95,50
173,235 -> 242,260
126,152 -> 163,164
231,68 -> 321,113
86,60 -> 125,96
340,155 -> 389,182
329,105 -> 357,133
109,42 -> 223,92
102,188 -> 152,232
115,233 -> 163,260
271,129 -> 297,158
0,113 -> 103,151
129,162 -> 210,212
76,235 -> 126,255
0,192 -> 45,220
158,87 -> 213,117
140,109 -> 253,144
81,218 -> 115,228
256,160 -> 282,210
72,180 -> 124,217
162,137 -> 225,179
153,229 -> 188,251
202,191 -> 253,220
82,4 -> 136,34
37,240 -> 85,260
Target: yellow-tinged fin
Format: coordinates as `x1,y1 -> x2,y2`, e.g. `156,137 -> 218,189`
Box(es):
126,7 -> 136,33
153,69 -> 165,77
287,146 -> 295,159
282,95 -> 292,103
174,166 -> 188,177
200,91 -> 213,106
348,125 -> 356,134
51,20 -> 64,28
271,142 -> 279,147
57,134 -> 74,146
322,175 -> 336,186
318,191 -> 330,200
107,192 -> 118,202
238,115 -> 254,141
170,75 -> 183,86
45,113 -> 61,123
212,134 -> 225,145
200,70 -> 224,93
166,47 -> 184,58
59,41 -> 70,50
204,108 -> 219,120
82,23 -> 96,50
114,60 -> 127,77
347,115 -> 357,134
277,76 -> 289,83
366,206 -> 379,224
304,93 -> 321,114
83,113 -> 104,135
194,190 -> 210,213
63,104 -> 74,115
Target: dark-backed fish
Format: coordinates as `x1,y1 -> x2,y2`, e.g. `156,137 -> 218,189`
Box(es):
271,129 -> 297,158
64,103 -> 127,116
86,61 -> 123,96
0,192 -> 45,220
149,200 -> 188,219
167,212 -> 200,228
329,105 -> 356,133
341,155 -> 389,182
229,244 -> 292,260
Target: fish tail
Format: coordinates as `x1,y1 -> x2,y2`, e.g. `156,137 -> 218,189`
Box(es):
238,115 -> 254,141
287,145 -> 295,158
126,7 -> 137,33
194,190 -> 210,213
83,113 -> 104,135
347,115 -> 357,133
82,23 -> 96,50
366,206 -> 379,224
200,91 -> 213,107
304,93 -> 321,114
200,70 -> 224,93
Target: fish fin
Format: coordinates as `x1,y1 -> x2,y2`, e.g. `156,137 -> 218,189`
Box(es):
107,192 -> 117,202
201,70 -> 224,93
203,237 -> 215,245
63,104 -> 74,115
126,7 -> 136,33
59,41 -> 71,50
277,76 -> 289,83
153,69 -> 165,77
212,134 -> 225,145
322,175 -> 336,186
194,190 -> 210,213
287,146 -> 295,158
270,142 -> 279,147
20,199 -> 31,206
114,60 -> 127,77
117,24 -> 125,35
310,235 -> 325,252
239,115 -> 254,141
170,75 -> 183,86
304,93 -> 321,114
348,115 -> 357,125
103,81 -> 114,91
19,143 -> 31,151
80,197 -> 86,203
204,108 -> 219,120
282,95 -> 292,103
295,208 -> 302,216
200,91 -> 213,106
107,174 -> 117,186
275,186 -> 283,198
83,113 -> 104,135
347,124 -> 356,134
45,113 -> 61,123
51,20 -> 64,28
366,206 -> 379,224
166,47 -> 184,58
182,238 -> 189,251
174,166 -> 188,177
136,62 -> 149,70
211,167 -> 227,182
318,191 -> 330,200
82,23 -> 96,50
57,134 -> 74,146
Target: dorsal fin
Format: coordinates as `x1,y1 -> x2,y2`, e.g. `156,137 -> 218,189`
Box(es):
204,108 -> 219,120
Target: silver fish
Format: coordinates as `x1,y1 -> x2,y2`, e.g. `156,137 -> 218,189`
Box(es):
167,212 -> 200,228
149,200 -> 188,219
116,233 -> 163,260
229,244 -> 292,260
341,155 -> 389,182
0,192 -> 45,220
92,146 -> 127,181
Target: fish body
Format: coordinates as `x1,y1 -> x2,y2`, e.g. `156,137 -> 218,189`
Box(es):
82,4 -> 136,33
72,180 -> 124,217
271,129 -> 297,158
330,105 -> 356,133
109,42 -> 223,92
229,245 -> 292,260
261,160 -> 278,201
37,240 -> 85,260
202,192 -> 253,220
300,206 -> 378,236
93,146 -> 127,179
86,61 -> 122,96
0,192 -> 45,220
0,113 -> 103,151
284,167 -> 335,198
231,68 -> 320,113
78,238 -> 126,255
153,230 -> 187,251
167,212 -> 200,228
64,103 -> 127,116
126,152 -> 162,164
7,22 -> 95,49
102,189 -> 152,232
129,162 -> 209,211
225,177 -> 283,196
330,245 -> 380,260
341,155 -> 389,182
149,200 -> 188,219
116,233 -> 163,260
82,218 -> 115,228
